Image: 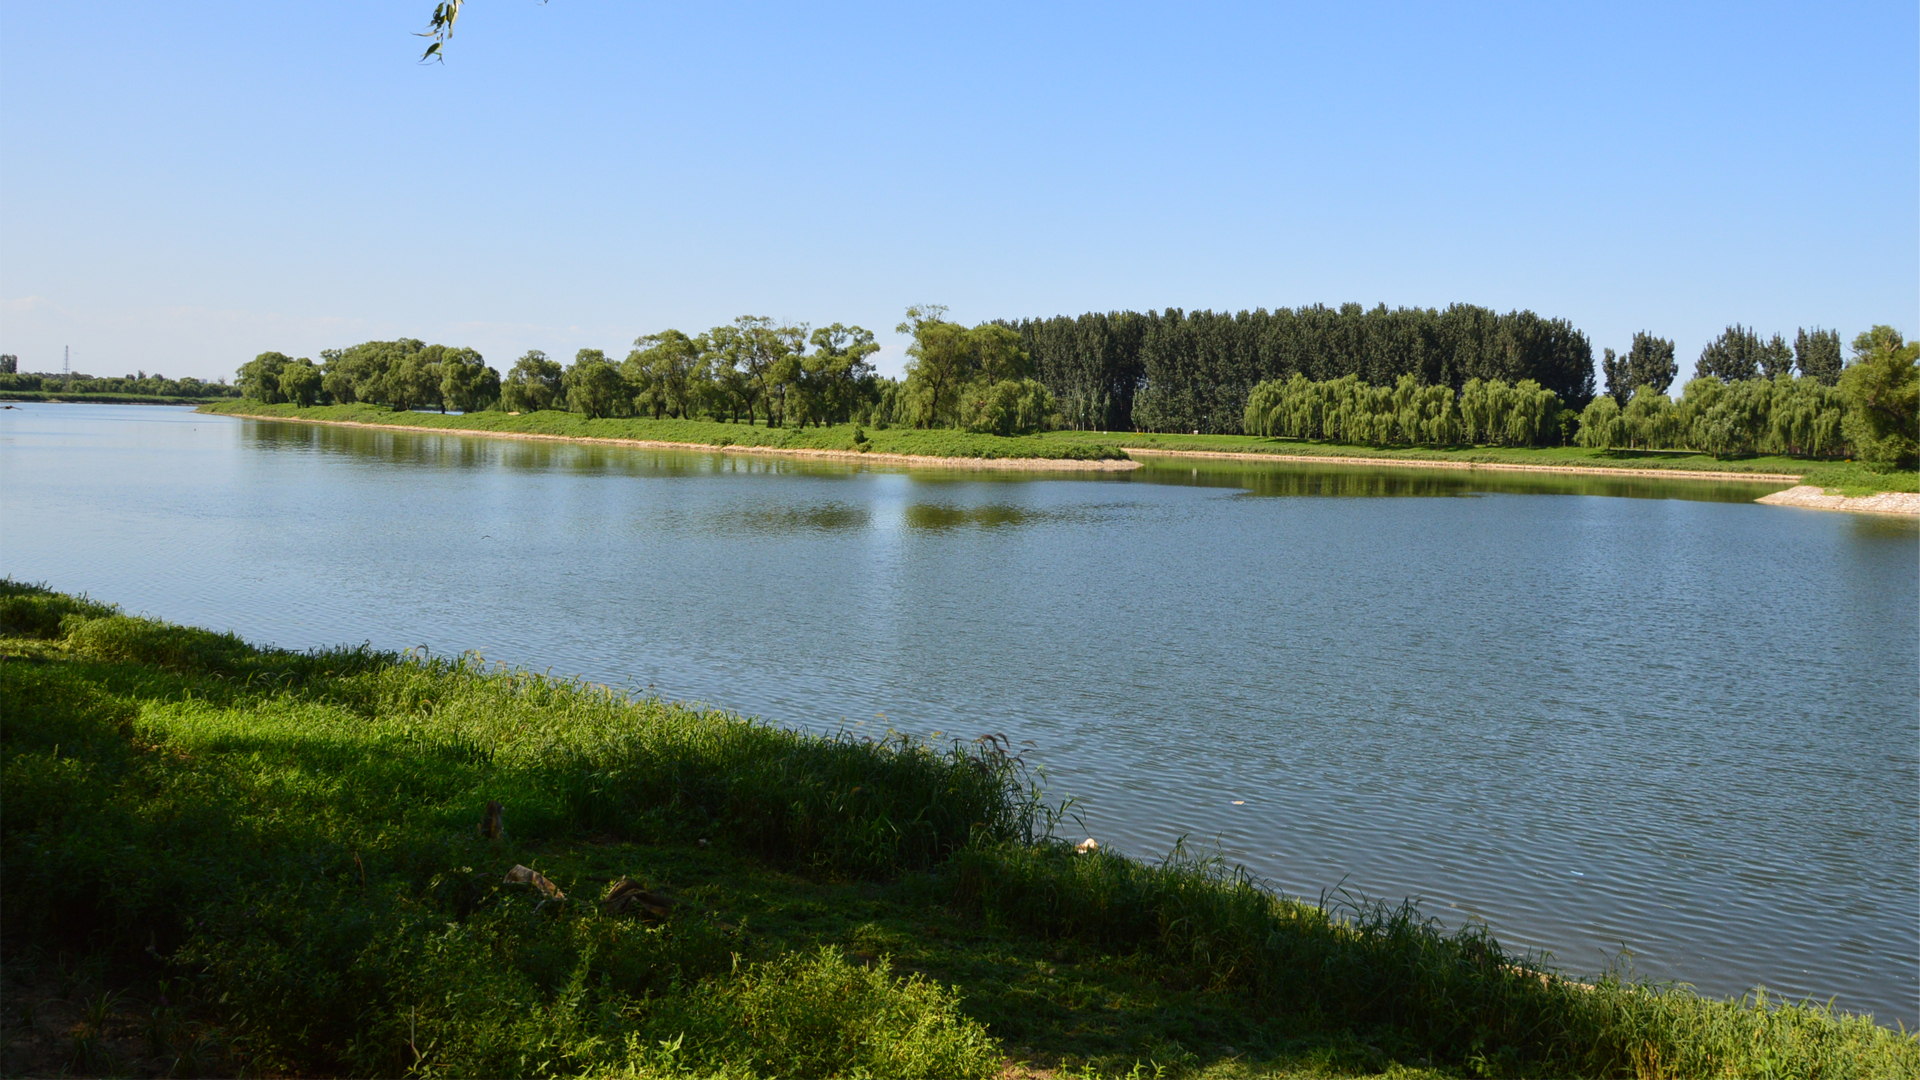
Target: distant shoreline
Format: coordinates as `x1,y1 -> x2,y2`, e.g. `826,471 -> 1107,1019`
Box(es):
204,409 -> 1145,472
196,407 -> 1918,514
1119,446 -> 1805,484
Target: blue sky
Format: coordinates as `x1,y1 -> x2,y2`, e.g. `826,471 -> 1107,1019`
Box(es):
2,1 -> 1914,383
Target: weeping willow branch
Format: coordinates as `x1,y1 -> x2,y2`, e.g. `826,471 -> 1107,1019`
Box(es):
417,2 -> 463,62
419,2 -> 549,62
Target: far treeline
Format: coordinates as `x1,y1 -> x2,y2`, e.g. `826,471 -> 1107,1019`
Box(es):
236,307 -> 1059,438
233,306 -> 1919,467
0,355 -> 238,402
1244,327 -> 1917,467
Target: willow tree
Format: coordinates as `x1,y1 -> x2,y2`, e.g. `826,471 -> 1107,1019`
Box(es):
626,330 -> 708,420
500,350 -> 563,412
237,351 -> 294,403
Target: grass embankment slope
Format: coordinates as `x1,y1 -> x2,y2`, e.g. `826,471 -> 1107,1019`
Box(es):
197,401 -> 1129,463
198,401 -> 1919,495
3,582 -> 1911,1079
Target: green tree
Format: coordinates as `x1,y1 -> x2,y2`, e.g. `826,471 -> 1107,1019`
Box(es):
1576,394 -> 1626,449
563,348 -> 628,419
806,324 -> 881,426
439,348 -> 500,413
1794,327 -> 1843,385
627,330 -> 709,420
1838,326 -> 1919,468
1623,385 -> 1680,449
500,350 -> 563,412
704,324 -> 760,424
897,306 -> 967,427
959,378 -> 1056,436
387,346 -> 445,412
1604,332 -> 1677,403
0,355 -> 16,374
1695,325 -> 1763,382
277,357 -> 324,407
1757,333 -> 1793,380
236,351 -> 293,402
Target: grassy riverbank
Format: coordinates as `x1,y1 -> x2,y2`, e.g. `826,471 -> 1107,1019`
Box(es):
196,401 -> 1130,462
1035,430 -> 1919,495
3,583 -> 1912,1078
196,400 -> 1920,494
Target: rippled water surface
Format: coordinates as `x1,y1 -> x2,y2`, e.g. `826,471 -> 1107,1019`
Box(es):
5,404 -> 1915,1025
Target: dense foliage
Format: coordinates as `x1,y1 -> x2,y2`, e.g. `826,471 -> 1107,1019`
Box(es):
1575,376 -> 1849,457
1244,373 -> 1567,447
5,582 -> 1915,1078
0,368 -> 237,400
231,311 -> 1912,465
1838,326 -> 1920,468
1600,332 -> 1679,404
1573,326 -> 1917,463
1006,303 -> 1595,434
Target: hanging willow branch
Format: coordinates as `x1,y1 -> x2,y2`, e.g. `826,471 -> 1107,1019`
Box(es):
417,1 -> 463,62
419,2 -> 548,62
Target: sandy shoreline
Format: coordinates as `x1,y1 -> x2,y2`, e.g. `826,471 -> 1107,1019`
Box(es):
1755,485 -> 1920,516
212,411 -> 1145,472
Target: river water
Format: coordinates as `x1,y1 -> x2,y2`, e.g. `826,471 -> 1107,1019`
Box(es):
4,403 -> 1915,1025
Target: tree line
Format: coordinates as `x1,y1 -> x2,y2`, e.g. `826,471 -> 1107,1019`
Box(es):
232,308 -> 1917,467
234,309 -> 1064,437
0,357 -> 237,400
1244,374 -> 1568,447
1004,303 -> 1596,434
1574,326 -> 1916,466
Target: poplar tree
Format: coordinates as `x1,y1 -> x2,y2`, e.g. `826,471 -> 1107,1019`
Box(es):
1795,327 -> 1843,385
1694,326 -> 1763,382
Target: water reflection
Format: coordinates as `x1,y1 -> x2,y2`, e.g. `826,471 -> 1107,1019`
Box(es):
906,504 -> 1059,530
1135,459 -> 1793,503
246,418 -> 1799,506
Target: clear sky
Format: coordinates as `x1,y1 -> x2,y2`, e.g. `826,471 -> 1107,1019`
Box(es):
2,1 -> 1915,383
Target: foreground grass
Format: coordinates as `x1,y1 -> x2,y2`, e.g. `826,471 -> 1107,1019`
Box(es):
4,582 -> 1912,1078
196,401 -> 1130,462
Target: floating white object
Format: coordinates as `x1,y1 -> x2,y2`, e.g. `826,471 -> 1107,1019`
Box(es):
1075,837 -> 1099,854
1231,800 -> 1246,805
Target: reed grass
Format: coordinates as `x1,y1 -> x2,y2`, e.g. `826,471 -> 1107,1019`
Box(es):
2,581 -> 1912,1078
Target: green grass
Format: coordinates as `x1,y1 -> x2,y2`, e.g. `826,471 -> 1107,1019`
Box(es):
4,581 -> 1913,1078
1795,460 -> 1920,497
197,401 -> 1130,462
